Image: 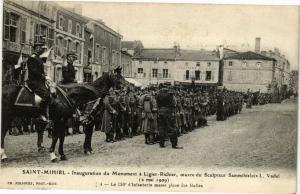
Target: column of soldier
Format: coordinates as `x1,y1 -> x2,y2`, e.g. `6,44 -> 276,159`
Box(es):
8,86 -> 273,146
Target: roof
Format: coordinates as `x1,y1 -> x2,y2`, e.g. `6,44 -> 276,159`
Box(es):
134,48 -> 220,61
176,50 -> 219,61
133,48 -> 176,61
122,41 -> 136,49
225,51 -> 275,61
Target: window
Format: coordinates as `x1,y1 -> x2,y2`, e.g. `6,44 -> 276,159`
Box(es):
88,50 -> 92,65
195,70 -> 200,80
48,28 -> 54,47
138,68 -> 143,74
66,39 -> 72,53
228,71 -> 232,81
164,61 -> 168,65
75,42 -> 81,63
185,70 -> 189,80
58,16 -> 64,30
21,18 -> 27,44
4,11 -> 10,40
139,61 -> 142,65
76,23 -> 81,37
229,61 -> 233,66
95,44 -> 100,63
35,24 -> 48,43
154,61 -> 158,64
6,13 -> 20,42
137,68 -> 144,78
256,62 -> 261,69
242,61 -> 247,68
152,69 -> 158,78
196,62 -> 200,67
205,71 -> 212,81
163,69 -> 168,78
102,47 -> 106,64
68,20 -> 72,33
185,62 -> 189,66
56,36 -> 64,57
207,62 -> 211,67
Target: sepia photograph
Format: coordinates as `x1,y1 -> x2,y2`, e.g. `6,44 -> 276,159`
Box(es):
0,0 -> 298,193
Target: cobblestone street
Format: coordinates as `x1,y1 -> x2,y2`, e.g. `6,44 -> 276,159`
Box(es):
1,99 -> 297,172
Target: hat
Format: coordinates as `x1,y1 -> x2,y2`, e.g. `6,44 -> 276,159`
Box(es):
67,50 -> 77,58
113,66 -> 122,73
33,42 -> 45,48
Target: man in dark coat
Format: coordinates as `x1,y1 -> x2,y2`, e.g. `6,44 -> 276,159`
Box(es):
27,42 -> 50,122
157,86 -> 183,149
62,51 -> 77,84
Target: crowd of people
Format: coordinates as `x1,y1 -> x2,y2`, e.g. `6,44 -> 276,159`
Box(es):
7,84 -> 289,149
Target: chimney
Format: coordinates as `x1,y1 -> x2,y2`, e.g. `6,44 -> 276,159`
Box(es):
255,37 -> 261,52
218,45 -> 224,59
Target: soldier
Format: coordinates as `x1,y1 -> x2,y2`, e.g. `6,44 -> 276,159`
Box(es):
216,90 -> 225,121
62,51 -> 77,84
101,88 -> 117,143
141,92 -> 156,145
27,41 -> 50,123
157,86 -> 183,149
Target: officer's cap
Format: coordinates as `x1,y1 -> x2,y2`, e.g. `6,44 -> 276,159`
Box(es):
67,50 -> 77,58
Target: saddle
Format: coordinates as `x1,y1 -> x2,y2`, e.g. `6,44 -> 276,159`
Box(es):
14,84 -> 41,108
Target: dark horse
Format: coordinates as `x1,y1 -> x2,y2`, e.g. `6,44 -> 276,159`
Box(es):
1,82 -> 79,162
62,71 -> 123,154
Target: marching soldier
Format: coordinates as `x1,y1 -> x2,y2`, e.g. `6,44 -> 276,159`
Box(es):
157,85 -> 183,149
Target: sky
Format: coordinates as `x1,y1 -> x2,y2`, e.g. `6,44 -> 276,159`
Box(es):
58,1 -> 299,70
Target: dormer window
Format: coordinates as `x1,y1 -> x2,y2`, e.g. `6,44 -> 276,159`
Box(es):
76,23 -> 81,37
68,20 -> 72,33
58,15 -> 64,30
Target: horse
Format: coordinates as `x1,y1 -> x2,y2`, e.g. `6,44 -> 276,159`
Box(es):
1,81 -> 80,162
61,72 -> 123,154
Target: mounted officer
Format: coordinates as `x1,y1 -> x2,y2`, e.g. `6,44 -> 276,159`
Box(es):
62,51 -> 77,84
26,38 -> 50,123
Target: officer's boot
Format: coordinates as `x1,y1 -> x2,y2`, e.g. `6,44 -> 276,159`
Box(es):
171,136 -> 183,149
105,133 -> 111,142
159,136 -> 165,148
149,134 -> 154,145
39,98 -> 50,123
144,133 -> 149,144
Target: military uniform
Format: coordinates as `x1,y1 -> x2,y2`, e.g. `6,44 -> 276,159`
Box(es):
27,47 -> 50,122
157,88 -> 183,149
62,52 -> 77,84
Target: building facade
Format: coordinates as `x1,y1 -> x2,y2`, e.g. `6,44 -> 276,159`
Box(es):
3,0 -> 55,83
132,48 -> 176,86
223,51 -> 275,92
52,6 -> 86,83
85,20 -> 122,81
174,50 -> 220,86
121,50 -> 133,78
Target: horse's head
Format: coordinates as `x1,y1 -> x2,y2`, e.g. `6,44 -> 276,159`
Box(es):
110,67 -> 123,90
45,76 -> 57,98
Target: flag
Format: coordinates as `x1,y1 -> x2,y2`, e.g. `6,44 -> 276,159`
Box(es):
23,63 -> 29,81
14,49 -> 23,69
40,47 -> 53,59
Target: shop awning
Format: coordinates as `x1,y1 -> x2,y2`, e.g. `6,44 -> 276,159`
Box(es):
124,78 -> 143,87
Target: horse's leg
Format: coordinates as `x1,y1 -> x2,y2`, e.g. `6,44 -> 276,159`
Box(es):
59,120 -> 67,160
36,121 -> 46,153
1,117 -> 12,161
49,120 -> 59,162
